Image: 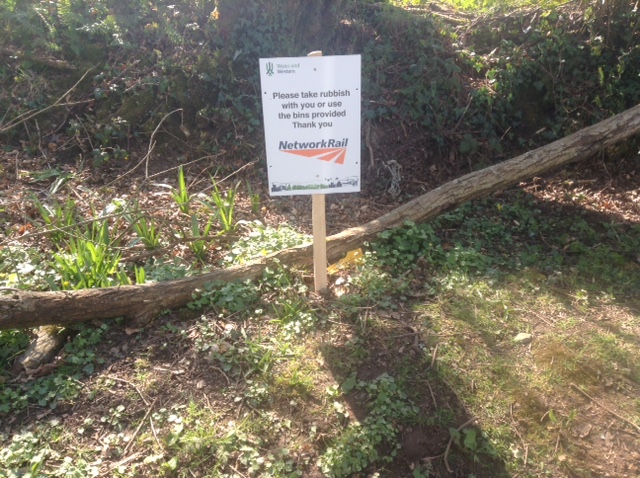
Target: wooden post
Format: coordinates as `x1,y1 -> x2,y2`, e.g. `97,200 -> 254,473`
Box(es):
312,193 -> 328,292
307,50 -> 328,293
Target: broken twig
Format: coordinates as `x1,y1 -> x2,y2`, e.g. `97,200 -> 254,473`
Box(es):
444,416 -> 477,473
571,383 -> 640,435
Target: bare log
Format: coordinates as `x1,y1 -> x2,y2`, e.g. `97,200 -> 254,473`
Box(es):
0,262 -> 276,330
12,326 -> 69,376
2,104 -> 640,330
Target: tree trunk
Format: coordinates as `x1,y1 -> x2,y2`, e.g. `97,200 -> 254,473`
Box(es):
217,0 -> 347,50
2,103 -> 640,330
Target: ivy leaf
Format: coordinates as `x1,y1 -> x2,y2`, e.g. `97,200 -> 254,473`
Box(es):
340,375 -> 357,394
463,428 -> 477,451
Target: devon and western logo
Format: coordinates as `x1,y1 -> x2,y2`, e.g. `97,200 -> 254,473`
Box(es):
279,138 -> 348,165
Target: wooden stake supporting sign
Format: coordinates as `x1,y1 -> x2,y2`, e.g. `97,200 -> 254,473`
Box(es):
259,50 -> 361,293
308,50 -> 328,293
312,177 -> 328,292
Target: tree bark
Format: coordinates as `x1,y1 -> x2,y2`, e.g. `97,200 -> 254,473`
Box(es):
217,0 -> 347,49
2,103 -> 640,330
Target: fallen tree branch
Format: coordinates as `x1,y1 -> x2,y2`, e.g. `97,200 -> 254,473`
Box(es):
2,104 -> 640,330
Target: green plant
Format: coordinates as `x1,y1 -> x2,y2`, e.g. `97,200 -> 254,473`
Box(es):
157,401 -> 306,477
210,181 -> 239,234
189,280 -> 260,315
320,374 -> 418,477
449,426 -> 498,463
32,196 -> 79,247
62,323 -> 108,375
0,330 -> 30,368
195,319 -> 278,378
52,235 -> 126,290
89,117 -> 130,167
271,299 -> 319,339
172,166 -> 190,215
133,215 -> 160,249
338,253 -> 411,309
224,222 -> 309,265
127,203 -> 161,249
0,429 -> 51,476
184,213 -> 213,262
437,0 -> 565,12
85,216 -> 115,247
142,257 -> 194,282
56,456 -> 100,477
100,404 -> 126,430
134,265 -> 146,284
0,324 -> 107,414
246,181 -> 261,215
0,420 -> 101,477
0,246 -> 52,290
373,220 -> 445,271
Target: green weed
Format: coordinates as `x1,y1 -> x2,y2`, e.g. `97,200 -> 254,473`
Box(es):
0,324 -> 107,414
224,222 -> 309,265
0,428 -> 52,476
32,196 -> 78,247
0,330 -> 30,368
320,374 -> 418,477
246,181 -> 261,215
128,208 -> 161,250
210,181 -> 239,234
189,280 -> 260,315
0,246 -> 52,290
142,257 -> 194,283
271,299 -> 319,339
52,236 -> 124,290
171,166 -> 190,215
449,426 -> 498,464
184,213 -> 213,262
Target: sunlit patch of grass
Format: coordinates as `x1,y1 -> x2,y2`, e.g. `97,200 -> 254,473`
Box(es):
533,338 -> 600,388
411,232 -> 640,473
583,332 -> 640,383
431,0 -> 568,13
419,278 -> 529,348
270,343 -> 326,403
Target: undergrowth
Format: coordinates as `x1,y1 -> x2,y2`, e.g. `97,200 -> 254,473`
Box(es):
2,1 -> 639,172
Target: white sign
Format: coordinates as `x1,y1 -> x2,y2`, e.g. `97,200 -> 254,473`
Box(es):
259,55 -> 361,196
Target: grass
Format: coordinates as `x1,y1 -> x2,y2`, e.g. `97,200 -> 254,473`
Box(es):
401,0 -> 569,12
2,185 -> 640,476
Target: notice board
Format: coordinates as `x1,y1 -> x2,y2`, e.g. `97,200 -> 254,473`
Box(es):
259,55 -> 361,196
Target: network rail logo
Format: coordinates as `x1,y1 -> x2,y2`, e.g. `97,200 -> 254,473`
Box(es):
279,138 -> 348,165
